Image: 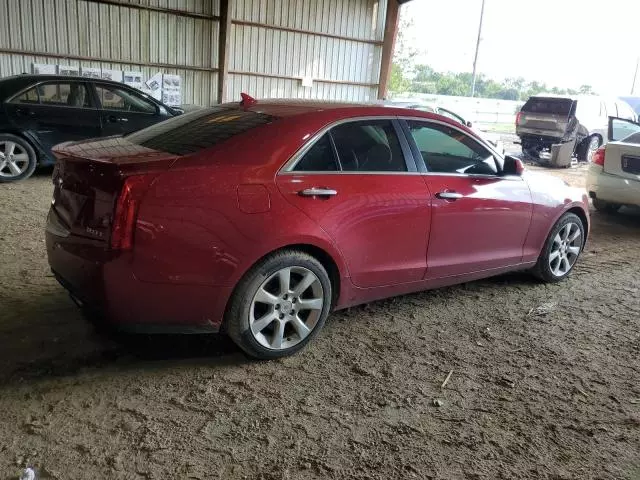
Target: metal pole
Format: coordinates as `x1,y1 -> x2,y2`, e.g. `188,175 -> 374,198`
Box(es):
471,0 -> 486,97
632,57 -> 639,95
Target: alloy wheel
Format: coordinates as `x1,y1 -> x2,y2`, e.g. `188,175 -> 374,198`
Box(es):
249,266 -> 324,350
0,141 -> 30,179
548,222 -> 582,277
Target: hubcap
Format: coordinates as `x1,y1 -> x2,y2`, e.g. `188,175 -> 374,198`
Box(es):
549,222 -> 582,277
0,141 -> 29,178
249,266 -> 324,350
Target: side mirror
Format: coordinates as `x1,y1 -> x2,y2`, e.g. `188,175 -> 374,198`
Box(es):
466,120 -> 473,128
502,155 -> 524,176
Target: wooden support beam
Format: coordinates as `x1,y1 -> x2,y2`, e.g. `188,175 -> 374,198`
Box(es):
217,0 -> 232,103
377,0 -> 400,100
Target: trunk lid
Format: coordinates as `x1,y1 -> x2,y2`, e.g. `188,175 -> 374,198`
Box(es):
517,97 -> 575,139
48,136 -> 177,243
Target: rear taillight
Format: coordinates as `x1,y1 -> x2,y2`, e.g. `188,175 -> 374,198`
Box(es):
516,112 -> 523,125
592,146 -> 606,166
110,175 -> 154,250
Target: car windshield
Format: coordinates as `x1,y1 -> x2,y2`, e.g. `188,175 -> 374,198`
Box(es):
126,106 -> 277,155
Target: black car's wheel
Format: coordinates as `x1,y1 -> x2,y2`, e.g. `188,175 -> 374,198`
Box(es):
577,135 -> 600,163
0,133 -> 37,182
226,250 -> 332,359
532,213 -> 585,283
592,198 -> 621,213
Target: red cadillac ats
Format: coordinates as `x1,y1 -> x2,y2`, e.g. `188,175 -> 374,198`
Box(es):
46,97 -> 590,359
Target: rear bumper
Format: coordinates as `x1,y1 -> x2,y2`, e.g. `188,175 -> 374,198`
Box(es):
46,228 -> 232,333
586,164 -> 640,206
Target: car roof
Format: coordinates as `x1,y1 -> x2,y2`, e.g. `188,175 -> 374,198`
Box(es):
0,74 -> 127,87
238,98 -> 455,122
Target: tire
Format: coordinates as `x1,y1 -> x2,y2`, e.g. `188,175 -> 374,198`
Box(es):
531,213 -> 585,283
577,135 -> 600,163
0,133 -> 37,182
592,198 -> 621,213
226,250 -> 332,359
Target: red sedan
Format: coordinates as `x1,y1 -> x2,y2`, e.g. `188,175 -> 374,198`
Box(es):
46,97 -> 590,359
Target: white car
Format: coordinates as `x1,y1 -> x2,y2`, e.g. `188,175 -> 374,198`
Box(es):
587,116 -> 640,212
386,101 -> 505,155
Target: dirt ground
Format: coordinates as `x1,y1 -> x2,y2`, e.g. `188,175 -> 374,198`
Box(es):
0,165 -> 638,480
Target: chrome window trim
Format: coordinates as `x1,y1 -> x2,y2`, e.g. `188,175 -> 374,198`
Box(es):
280,115 -> 415,175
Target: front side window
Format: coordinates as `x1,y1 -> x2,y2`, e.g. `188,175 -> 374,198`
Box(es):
294,134 -> 338,171
330,120 -> 407,172
437,108 -> 465,126
407,121 -> 498,175
95,84 -> 157,113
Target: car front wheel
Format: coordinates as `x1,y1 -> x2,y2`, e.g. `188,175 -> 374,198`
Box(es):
532,212 -> 585,282
226,250 -> 332,359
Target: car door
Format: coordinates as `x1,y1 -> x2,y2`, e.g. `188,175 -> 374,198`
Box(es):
604,117 -> 640,179
276,118 -> 432,288
401,119 -> 533,279
4,81 -> 101,153
93,83 -> 165,135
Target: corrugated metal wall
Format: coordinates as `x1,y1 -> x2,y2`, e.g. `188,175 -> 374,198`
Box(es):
227,0 -> 386,102
0,0 -> 387,105
0,0 -> 220,105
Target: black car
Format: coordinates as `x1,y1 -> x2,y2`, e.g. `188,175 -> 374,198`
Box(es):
0,74 -> 180,182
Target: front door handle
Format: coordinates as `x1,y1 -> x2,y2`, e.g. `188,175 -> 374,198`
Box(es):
298,188 -> 337,197
435,191 -> 464,200
106,115 -> 129,123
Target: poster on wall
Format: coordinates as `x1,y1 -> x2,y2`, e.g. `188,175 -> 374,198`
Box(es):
81,67 -> 101,79
101,69 -> 123,83
58,65 -> 80,77
161,74 -> 182,106
143,72 -> 163,101
32,63 -> 56,75
123,71 -> 144,91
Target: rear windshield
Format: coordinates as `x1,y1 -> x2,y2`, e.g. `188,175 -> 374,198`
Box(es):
521,97 -> 573,116
127,106 -> 277,155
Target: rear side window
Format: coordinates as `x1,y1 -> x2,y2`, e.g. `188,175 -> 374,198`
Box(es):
10,82 -> 91,107
295,134 -> 338,171
522,97 -> 573,116
11,87 -> 39,104
331,120 -> 407,172
127,107 -> 276,155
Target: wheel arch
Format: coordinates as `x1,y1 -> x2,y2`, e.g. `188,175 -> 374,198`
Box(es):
566,206 -> 589,242
221,242 -> 344,332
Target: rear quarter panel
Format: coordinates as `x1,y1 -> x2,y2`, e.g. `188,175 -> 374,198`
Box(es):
522,172 -> 590,262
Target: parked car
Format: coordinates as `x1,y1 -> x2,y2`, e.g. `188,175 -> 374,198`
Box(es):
587,116 -> 640,212
0,74 -> 180,182
388,101 -> 504,154
46,97 -> 589,359
516,94 -> 637,163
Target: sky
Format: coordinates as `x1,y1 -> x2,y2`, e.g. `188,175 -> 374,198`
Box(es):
399,0 -> 640,96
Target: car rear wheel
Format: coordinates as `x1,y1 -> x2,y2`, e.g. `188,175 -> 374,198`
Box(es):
226,250 -> 332,359
592,198 -> 621,213
0,134 -> 37,182
532,213 -> 585,282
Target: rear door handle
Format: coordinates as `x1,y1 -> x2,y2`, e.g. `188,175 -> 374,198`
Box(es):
435,191 -> 463,200
298,188 -> 337,197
